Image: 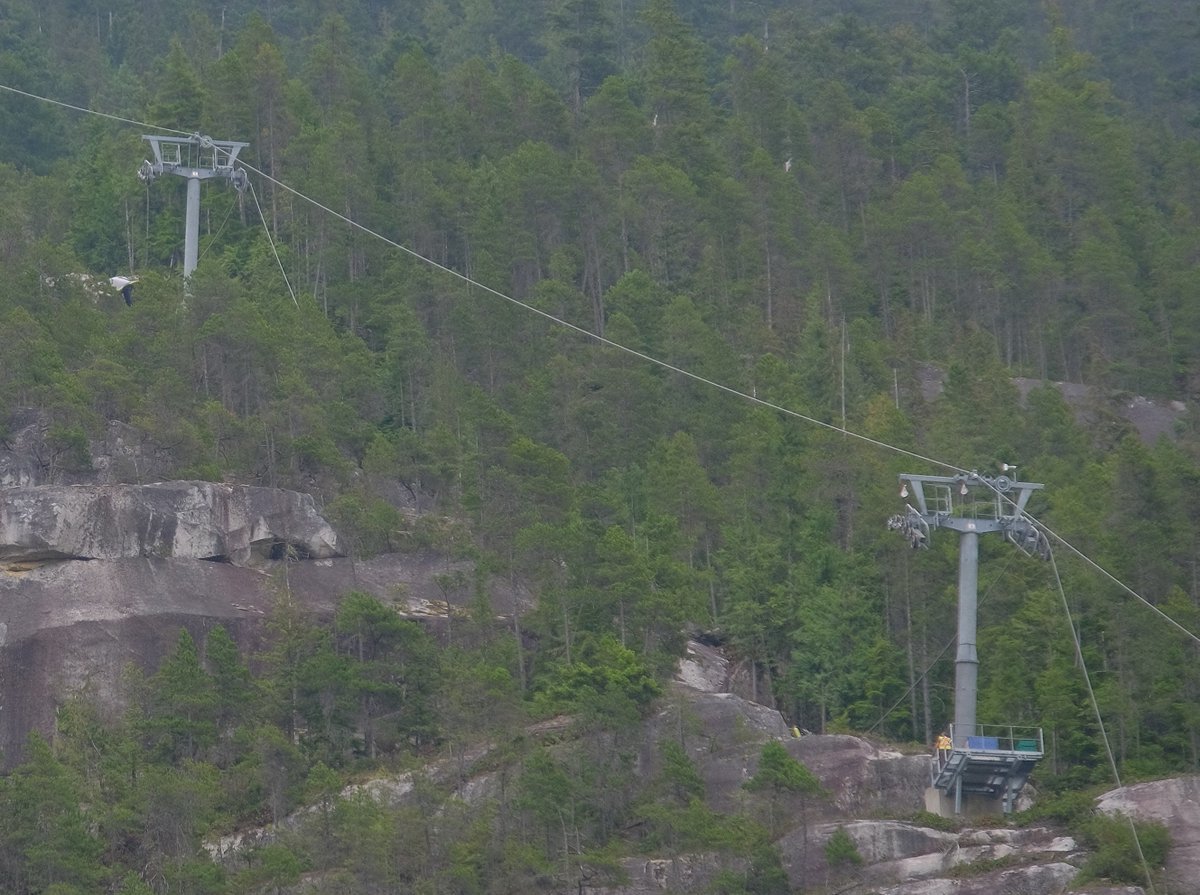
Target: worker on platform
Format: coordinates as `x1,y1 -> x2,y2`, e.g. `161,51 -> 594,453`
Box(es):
936,732 -> 952,758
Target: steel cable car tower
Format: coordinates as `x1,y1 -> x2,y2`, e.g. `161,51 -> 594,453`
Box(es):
889,470 -> 1049,815
138,134 -> 249,279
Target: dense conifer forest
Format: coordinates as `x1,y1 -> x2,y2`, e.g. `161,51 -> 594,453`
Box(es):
2,0 -> 1200,891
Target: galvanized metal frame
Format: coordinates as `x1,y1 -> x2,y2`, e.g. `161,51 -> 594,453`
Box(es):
138,134 -> 249,279
895,470 -> 1047,813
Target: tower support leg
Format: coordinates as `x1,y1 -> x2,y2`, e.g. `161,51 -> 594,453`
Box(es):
954,530 -> 979,745
184,175 -> 201,278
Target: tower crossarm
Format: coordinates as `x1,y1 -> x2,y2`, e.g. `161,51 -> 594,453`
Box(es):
138,134 -> 249,182
137,134 -> 250,279
897,470 -> 1043,527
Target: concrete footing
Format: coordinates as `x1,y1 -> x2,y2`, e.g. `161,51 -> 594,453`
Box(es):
924,786 -> 1005,819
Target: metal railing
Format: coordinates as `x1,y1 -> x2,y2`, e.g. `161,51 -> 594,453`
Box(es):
930,724 -> 1044,785
950,723 -> 1043,753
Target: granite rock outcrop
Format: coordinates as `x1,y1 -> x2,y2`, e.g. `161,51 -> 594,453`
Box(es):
0,481 -> 340,567
0,477 -> 525,765
1097,776 -> 1200,891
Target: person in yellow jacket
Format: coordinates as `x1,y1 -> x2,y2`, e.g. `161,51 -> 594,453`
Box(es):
936,732 -> 952,756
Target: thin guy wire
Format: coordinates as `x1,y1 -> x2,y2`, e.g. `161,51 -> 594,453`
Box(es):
865,632 -> 955,738
864,551 -> 1017,736
247,176 -> 298,307
1033,512 -> 1200,644
1048,548 -> 1157,895
195,199 -> 236,266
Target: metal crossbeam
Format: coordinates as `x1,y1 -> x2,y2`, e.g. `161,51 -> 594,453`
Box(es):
138,134 -> 249,279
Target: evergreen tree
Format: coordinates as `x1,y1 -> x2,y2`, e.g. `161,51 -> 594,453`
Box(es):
0,735 -> 106,894
144,629 -> 219,763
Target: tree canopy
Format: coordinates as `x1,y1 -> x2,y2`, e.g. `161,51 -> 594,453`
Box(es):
1,1 -> 1200,891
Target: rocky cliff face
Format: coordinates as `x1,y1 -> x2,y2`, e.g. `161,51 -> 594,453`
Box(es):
0,474 -> 525,766
0,480 -> 324,764
0,481 -> 341,566
0,409 -> 176,488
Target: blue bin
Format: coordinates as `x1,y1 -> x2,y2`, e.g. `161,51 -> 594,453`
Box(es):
966,736 -> 1000,750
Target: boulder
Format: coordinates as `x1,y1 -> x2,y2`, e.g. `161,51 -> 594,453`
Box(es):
675,638 -> 730,692
789,733 -> 929,815
660,645 -> 931,820
873,862 -> 1080,895
780,820 -> 1085,892
637,688 -> 785,814
580,854 -> 740,895
1096,775 -> 1200,890
0,410 -> 175,487
780,820 -> 956,890
0,481 -> 341,566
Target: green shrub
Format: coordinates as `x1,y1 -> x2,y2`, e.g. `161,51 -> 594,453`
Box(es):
709,842 -> 790,895
325,492 -> 404,557
1077,813 -> 1169,886
1012,787 -> 1096,828
46,422 -> 92,472
824,826 -> 863,868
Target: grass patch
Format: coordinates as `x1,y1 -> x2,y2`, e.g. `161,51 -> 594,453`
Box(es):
946,854 -> 1019,878
905,809 -> 961,832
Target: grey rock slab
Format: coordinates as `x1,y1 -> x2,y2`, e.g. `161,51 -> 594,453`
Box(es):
875,862 -> 1079,895
0,482 -> 341,565
1096,775 -> 1200,891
